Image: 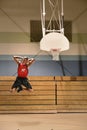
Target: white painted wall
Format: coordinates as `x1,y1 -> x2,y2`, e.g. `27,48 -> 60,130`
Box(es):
0,0 -> 87,56
0,43 -> 87,56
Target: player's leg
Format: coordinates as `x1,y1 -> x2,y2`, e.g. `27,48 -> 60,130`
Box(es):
17,85 -> 23,92
22,78 -> 33,92
10,77 -> 23,92
10,77 -> 18,92
16,77 -> 23,92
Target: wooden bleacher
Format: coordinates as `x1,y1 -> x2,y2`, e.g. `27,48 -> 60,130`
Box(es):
55,76 -> 87,112
0,76 -> 87,113
0,76 -> 56,113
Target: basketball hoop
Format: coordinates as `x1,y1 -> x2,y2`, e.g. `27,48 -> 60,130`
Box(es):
50,48 -> 61,61
40,32 -> 69,60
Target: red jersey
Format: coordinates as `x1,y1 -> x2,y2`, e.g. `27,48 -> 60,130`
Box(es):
18,63 -> 28,77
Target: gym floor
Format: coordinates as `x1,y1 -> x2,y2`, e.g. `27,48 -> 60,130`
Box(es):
0,113 -> 87,130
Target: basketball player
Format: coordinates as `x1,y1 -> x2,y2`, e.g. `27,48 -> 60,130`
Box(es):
10,56 -> 35,93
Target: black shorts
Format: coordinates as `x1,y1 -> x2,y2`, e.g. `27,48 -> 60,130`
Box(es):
12,77 -> 32,90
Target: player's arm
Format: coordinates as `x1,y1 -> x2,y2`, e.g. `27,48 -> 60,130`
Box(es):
13,56 -> 23,64
27,58 -> 35,67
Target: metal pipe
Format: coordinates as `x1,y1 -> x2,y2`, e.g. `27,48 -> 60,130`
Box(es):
61,0 -> 64,34
42,0 -> 46,36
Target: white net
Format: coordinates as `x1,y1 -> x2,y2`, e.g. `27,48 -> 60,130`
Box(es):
50,48 -> 61,61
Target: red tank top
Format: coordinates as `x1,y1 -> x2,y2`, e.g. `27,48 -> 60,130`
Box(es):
18,63 -> 28,77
